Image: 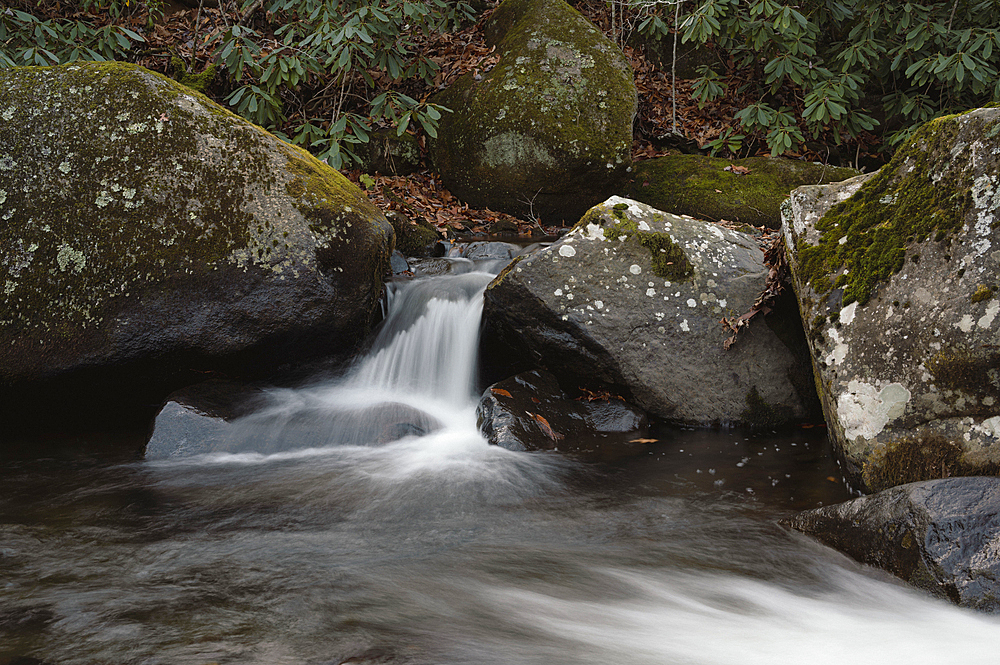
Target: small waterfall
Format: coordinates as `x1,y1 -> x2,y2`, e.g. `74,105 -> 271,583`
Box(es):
215,270 -> 498,455
350,272 -> 492,405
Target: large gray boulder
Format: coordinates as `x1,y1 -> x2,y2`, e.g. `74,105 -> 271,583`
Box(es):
0,62 -> 393,448
782,108 -> 1000,493
785,476 -> 1000,611
482,196 -> 819,427
429,0 -> 637,223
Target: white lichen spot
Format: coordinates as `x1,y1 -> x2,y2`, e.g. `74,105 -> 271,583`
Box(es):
837,381 -> 911,441
686,299 -> 697,308
55,243 -> 86,273
0,155 -> 15,170
595,300 -> 604,310
825,328 -> 849,366
956,314 -> 975,332
95,192 -> 111,208
554,289 -> 563,296
646,288 -> 656,297
0,189 -> 5,206
638,221 -> 651,231
840,301 -> 858,326
680,319 -> 690,332
559,244 -> 577,258
718,299 -> 727,308
978,299 -> 999,328
1,107 -> 14,121
629,264 -> 642,275
58,160 -> 71,174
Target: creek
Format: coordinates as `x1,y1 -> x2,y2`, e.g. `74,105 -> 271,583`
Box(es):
2,260 -> 999,664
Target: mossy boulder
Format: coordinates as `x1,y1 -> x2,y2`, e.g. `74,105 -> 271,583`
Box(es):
785,476 -> 1000,611
429,0 -> 637,224
782,108 -> 1000,493
625,155 -> 859,229
481,196 -> 819,426
0,62 -> 393,450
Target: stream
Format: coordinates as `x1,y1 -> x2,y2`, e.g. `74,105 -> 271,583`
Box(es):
2,262 -> 999,664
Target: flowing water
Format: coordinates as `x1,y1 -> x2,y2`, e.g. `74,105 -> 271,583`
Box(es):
3,265 -> 999,664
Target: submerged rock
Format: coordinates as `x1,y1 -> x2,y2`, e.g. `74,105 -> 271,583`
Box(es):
625,155 -> 858,229
482,196 -> 819,427
783,108 -> 1000,492
785,476 -> 1000,611
429,0 -> 636,223
0,62 -> 393,449
477,369 -> 647,451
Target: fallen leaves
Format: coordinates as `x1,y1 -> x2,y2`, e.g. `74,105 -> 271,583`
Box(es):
721,232 -> 788,350
527,412 -> 564,441
724,164 -> 752,175
629,438 -> 659,444
490,388 -> 512,398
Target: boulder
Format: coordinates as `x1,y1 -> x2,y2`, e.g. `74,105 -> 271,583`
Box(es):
625,155 -> 859,229
429,0 -> 637,223
0,62 -> 393,449
785,476 -> 1000,611
477,369 -> 647,451
782,108 -> 1000,493
482,196 -> 819,427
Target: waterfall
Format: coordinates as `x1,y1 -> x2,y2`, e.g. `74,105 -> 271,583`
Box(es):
214,270 -> 497,455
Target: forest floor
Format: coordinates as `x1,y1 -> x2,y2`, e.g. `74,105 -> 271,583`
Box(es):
26,0 -> 865,239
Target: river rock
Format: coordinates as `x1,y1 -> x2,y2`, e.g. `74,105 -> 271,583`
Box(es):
482,196 -> 819,427
477,369 -> 648,451
625,155 -> 859,229
785,476 -> 1000,611
782,108 -> 1000,493
0,62 -> 393,448
429,0 -> 637,223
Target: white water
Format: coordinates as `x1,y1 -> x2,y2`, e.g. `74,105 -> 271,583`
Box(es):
3,267 -> 1000,664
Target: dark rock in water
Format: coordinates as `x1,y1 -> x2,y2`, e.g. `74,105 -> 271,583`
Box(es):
477,369 -> 647,451
388,210 -> 439,257
482,196 -> 819,427
783,108 -> 1000,493
0,62 -> 392,451
390,250 -> 411,275
785,476 -> 1000,611
458,241 -> 522,261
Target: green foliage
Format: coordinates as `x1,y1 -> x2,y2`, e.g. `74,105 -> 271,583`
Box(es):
672,0 -> 1000,157
1,0 -> 475,168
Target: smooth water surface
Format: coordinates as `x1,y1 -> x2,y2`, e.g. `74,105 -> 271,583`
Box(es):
2,270 -> 998,664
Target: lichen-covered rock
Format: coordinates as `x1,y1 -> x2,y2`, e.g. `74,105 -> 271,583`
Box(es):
429,0 -> 637,223
782,108 -> 1000,493
0,62 -> 392,447
784,476 -> 1000,611
477,369 -> 647,451
482,196 -> 819,426
625,155 -> 859,229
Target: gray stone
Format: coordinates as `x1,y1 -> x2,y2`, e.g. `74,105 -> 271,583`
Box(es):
782,108 -> 1000,493
429,0 -> 637,223
483,196 -> 819,427
0,62 -> 393,448
785,476 -> 1000,611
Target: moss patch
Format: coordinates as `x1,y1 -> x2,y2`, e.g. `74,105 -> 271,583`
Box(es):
601,210 -> 694,281
796,116 -> 974,307
625,155 -> 858,229
862,433 -> 964,492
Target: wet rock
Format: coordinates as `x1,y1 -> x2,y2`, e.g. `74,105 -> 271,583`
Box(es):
477,369 -> 647,451
0,62 -> 393,450
782,108 -> 1000,492
429,0 -> 637,223
785,476 -> 1000,611
388,211 -> 439,257
389,250 -> 411,275
625,155 -> 858,229
482,196 -> 819,427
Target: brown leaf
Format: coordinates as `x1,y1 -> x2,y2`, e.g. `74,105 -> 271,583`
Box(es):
527,412 -> 564,441
724,164 -> 752,175
629,438 -> 659,444
490,388 -> 512,398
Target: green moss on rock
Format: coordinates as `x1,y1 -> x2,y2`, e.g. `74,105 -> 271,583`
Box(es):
795,116 -> 974,306
863,433 -> 964,493
589,208 -> 694,281
625,155 -> 858,229
429,0 -> 637,222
